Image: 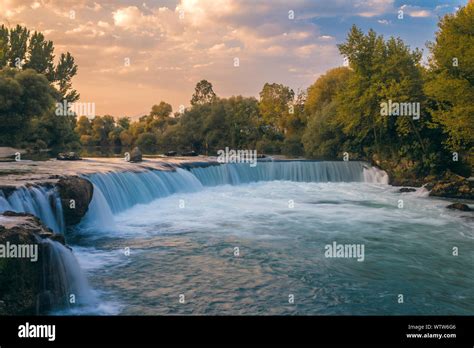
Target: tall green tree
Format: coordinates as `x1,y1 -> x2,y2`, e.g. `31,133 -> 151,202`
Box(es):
150,101 -> 172,119
0,68 -> 56,145
24,31 -> 55,80
0,25 -> 8,67
55,52 -> 79,102
258,83 -> 294,133
303,67 -> 352,158
191,80 -> 216,105
7,25 -> 29,68
425,1 -> 474,156
336,25 -> 427,159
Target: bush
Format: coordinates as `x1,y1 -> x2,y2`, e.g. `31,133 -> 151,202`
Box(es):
256,139 -> 281,154
33,139 -> 48,151
80,135 -> 94,146
282,135 -> 304,157
136,132 -> 158,153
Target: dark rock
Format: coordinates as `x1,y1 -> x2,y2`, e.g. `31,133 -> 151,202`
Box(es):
2,211 -> 32,217
57,177 -> 94,225
56,152 -> 81,161
446,203 -> 472,212
390,178 -> 423,187
423,182 -> 436,191
429,173 -> 473,200
165,151 -> 177,156
181,151 -> 198,157
399,187 -> 416,193
0,212 -> 67,315
130,147 -> 142,162
257,154 -> 266,159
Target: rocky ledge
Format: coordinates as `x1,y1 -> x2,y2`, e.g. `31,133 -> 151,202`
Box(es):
0,212 -> 67,315
388,171 -> 473,200
427,173 -> 474,200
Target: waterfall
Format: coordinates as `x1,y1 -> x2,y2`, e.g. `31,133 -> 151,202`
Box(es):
79,161 -> 388,226
0,186 -> 65,233
84,168 -> 203,214
363,165 -> 389,185
38,238 -> 95,314
189,161 -> 388,186
0,162 -> 387,232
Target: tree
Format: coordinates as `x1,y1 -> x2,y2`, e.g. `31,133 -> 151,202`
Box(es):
191,80 -> 216,105
0,68 -> 56,145
0,25 -> 81,149
55,52 -> 79,102
90,116 -> 115,146
117,117 -> 131,130
119,130 -> 133,146
224,96 -> 260,149
75,116 -> 92,138
258,83 -> 294,133
305,67 -> 352,115
24,32 -> 55,81
136,132 -> 158,152
303,67 -> 352,158
0,26 -> 8,67
336,25 -> 427,160
150,101 -> 172,119
425,1 -> 474,155
7,25 -> 29,68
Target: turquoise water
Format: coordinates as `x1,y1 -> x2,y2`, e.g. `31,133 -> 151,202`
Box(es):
71,178 -> 474,315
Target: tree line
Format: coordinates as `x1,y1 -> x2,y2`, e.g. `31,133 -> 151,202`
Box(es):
0,24 -> 79,149
0,3 -> 472,178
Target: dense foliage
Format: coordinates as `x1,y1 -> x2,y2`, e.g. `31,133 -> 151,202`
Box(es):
1,3 -> 472,176
0,25 -> 79,149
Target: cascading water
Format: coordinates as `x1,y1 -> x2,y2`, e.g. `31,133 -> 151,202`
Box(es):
38,238 -> 95,314
79,168 -> 203,230
84,168 -> 203,214
67,160 -> 473,315
0,186 -> 65,233
0,186 -> 94,314
189,161 -> 389,186
79,161 -> 388,229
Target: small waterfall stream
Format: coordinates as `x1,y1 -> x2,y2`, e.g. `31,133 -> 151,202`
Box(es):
0,186 -> 64,233
37,238 -> 95,314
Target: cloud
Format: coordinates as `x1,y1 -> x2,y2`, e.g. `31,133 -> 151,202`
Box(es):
1,0 -> 426,116
113,6 -> 143,29
400,5 -> 432,18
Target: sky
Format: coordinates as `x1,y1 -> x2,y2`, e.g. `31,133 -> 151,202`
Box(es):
0,0 -> 468,118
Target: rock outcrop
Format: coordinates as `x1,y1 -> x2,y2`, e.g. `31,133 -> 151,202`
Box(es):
399,187 -> 416,193
446,203 -> 472,212
181,150 -> 198,157
56,152 -> 82,161
0,212 -> 67,315
130,147 -> 142,162
429,173 -> 473,200
57,177 -> 94,225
